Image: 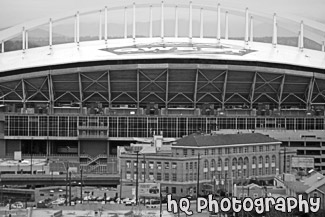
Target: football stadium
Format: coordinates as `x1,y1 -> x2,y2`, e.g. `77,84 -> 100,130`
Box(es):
0,0 -> 325,178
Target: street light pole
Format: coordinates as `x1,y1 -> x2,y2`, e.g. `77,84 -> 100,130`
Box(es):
80,169 -> 83,204
69,171 -> 72,206
135,151 -> 139,205
65,166 -> 68,206
196,153 -> 200,199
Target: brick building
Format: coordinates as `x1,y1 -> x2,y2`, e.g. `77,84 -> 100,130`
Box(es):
119,133 -> 282,197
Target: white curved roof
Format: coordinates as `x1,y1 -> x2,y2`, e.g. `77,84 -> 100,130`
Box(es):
0,38 -> 324,74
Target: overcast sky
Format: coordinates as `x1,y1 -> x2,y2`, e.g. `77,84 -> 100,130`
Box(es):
1,0 -> 324,29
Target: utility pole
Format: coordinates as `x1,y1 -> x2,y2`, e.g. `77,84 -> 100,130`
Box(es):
120,166 -> 123,199
80,169 -> 83,204
196,153 -> 200,199
135,151 -> 139,205
30,140 -> 33,175
65,166 -> 68,206
69,171 -> 72,206
283,146 -> 286,174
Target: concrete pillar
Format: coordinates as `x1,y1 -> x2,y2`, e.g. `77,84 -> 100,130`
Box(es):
272,13 -> 277,47
105,7 -> 108,42
99,10 -> 102,40
124,7 -> 127,39
149,5 -> 153,38
249,16 -> 253,42
217,3 -> 221,43
200,8 -> 204,39
245,8 -> 249,44
161,1 -> 164,40
300,21 -> 304,50
189,1 -> 192,40
49,18 -> 53,49
175,6 -> 178,38
133,3 -> 136,41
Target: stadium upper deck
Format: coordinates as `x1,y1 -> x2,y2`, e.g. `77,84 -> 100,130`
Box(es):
0,1 -> 325,172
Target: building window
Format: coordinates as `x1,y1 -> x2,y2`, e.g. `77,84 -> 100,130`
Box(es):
239,147 -> 243,153
265,146 -> 270,151
194,173 -> 197,180
157,173 -> 162,181
244,147 -> 248,153
185,173 -> 188,181
141,161 -> 146,169
172,173 -> 177,181
265,168 -> 269,175
253,146 -> 257,152
218,149 -> 222,155
164,162 -> 169,169
149,162 -> 154,169
165,187 -> 169,193
271,167 -> 276,174
186,163 -> 189,170
172,187 -> 176,194
252,157 -> 257,165
126,172 -> 131,180
233,148 -> 237,153
204,172 -> 208,180
218,159 -> 222,167
272,155 -> 276,164
225,148 -> 230,154
194,162 -> 197,169
126,161 -> 131,169
252,169 -> 256,176
172,162 -> 177,169
133,161 -> 138,167
205,149 -> 209,155
259,146 -> 263,152
212,149 -> 215,155
183,149 -> 187,156
149,172 -> 154,180
225,158 -> 229,167
190,162 -> 193,170
259,168 -> 262,175
189,173 -> 193,181
204,160 -> 209,169
265,156 -> 269,164
164,173 -> 169,181
40,193 -> 44,196
192,149 -> 195,155
157,162 -> 162,170
259,156 -> 263,164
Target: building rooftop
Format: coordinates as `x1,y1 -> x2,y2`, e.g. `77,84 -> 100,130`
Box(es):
174,133 -> 280,148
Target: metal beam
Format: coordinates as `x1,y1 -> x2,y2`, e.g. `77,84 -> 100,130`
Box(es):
107,70 -> 111,108
222,70 -> 228,109
48,73 -> 54,114
78,72 -> 83,106
137,69 -> 140,110
22,79 -> 26,109
306,77 -> 315,110
249,72 -> 257,109
165,68 -> 169,109
193,69 -> 199,108
278,74 -> 286,109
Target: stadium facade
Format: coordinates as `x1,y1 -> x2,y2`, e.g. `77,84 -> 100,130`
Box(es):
0,2 -> 325,174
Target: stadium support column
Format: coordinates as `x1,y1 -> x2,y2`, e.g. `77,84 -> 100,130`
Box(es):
174,6 -> 178,38
76,11 -> 80,48
299,21 -> 304,51
225,11 -> 229,40
149,5 -> 153,38
161,1 -> 164,42
105,7 -> 108,44
272,13 -> 277,47
217,3 -> 221,44
189,1 -> 192,43
49,18 -> 53,51
244,8 -> 249,45
124,7 -> 127,39
249,16 -> 254,43
200,8 -> 204,39
133,2 -> 136,43
25,30 -> 28,49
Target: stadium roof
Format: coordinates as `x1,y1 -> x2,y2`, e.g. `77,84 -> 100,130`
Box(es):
173,132 -> 280,148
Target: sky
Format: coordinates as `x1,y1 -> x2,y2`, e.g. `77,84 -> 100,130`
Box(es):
0,0 -> 324,29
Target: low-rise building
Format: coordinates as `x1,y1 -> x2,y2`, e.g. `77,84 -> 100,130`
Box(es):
120,132 -> 282,197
